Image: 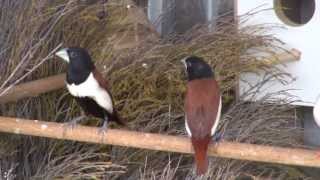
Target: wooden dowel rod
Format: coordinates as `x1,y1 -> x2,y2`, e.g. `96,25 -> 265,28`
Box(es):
0,74 -> 65,104
262,48 -> 301,65
0,116 -> 318,168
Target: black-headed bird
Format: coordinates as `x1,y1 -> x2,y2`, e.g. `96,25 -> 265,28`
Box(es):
55,47 -> 124,133
181,56 -> 222,175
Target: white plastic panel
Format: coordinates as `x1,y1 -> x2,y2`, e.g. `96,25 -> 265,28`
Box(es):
238,0 -> 320,106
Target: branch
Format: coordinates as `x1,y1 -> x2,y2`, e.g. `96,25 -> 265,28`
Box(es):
262,48 -> 301,65
0,116 -> 318,168
0,74 -> 65,104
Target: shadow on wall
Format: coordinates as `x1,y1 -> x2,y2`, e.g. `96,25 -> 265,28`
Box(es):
145,0 -> 234,37
300,107 -> 320,178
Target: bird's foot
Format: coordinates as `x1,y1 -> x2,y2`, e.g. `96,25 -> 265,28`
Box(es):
212,132 -> 223,152
97,120 -> 108,136
212,131 -> 223,142
64,116 -> 86,130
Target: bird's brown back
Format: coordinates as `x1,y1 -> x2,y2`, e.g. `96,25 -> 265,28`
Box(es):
185,78 -> 220,139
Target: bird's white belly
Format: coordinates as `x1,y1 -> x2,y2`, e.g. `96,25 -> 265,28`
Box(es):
66,73 -> 113,113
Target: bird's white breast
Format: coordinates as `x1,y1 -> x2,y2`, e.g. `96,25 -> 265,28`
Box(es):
66,73 -> 113,113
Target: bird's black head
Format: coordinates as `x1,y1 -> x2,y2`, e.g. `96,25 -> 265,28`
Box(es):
56,47 -> 95,84
55,47 -> 94,72
181,56 -> 214,81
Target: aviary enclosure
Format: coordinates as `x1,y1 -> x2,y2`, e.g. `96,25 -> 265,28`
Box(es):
0,0 -> 318,179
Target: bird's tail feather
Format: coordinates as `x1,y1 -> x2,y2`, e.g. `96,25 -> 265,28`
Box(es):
191,137 -> 211,175
111,111 -> 126,126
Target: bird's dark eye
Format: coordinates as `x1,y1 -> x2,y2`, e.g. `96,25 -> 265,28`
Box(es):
69,52 -> 77,58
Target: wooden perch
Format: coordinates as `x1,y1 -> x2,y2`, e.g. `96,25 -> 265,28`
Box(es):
263,48 -> 301,65
246,46 -> 301,66
0,74 -> 65,104
0,116 -> 319,168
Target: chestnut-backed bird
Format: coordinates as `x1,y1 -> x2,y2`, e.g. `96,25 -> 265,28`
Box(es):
55,47 -> 124,133
182,56 -> 221,175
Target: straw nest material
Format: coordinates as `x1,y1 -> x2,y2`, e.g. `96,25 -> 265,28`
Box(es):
0,0 -> 309,179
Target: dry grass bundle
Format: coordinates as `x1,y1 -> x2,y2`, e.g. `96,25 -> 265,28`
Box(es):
19,140 -> 126,179
0,0 -> 310,179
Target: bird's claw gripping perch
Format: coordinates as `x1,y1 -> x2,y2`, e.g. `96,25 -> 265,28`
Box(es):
97,119 -> 108,136
212,131 -> 223,142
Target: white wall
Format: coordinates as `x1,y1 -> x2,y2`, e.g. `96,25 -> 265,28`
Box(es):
238,0 -> 320,106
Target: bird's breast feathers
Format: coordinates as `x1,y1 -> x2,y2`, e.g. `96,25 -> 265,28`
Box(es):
66,72 -> 113,113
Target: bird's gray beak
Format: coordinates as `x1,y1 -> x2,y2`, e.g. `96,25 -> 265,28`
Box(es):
55,48 -> 69,63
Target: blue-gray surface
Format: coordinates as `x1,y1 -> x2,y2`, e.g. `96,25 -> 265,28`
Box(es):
147,0 -> 232,36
